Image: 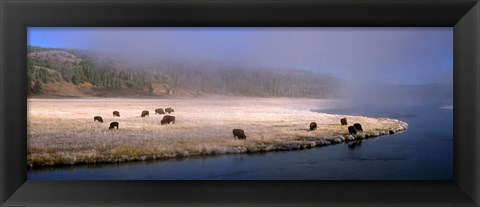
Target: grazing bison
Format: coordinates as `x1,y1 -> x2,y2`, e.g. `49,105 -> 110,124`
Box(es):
141,110 -> 149,117
161,115 -> 175,125
340,118 -> 348,125
155,108 -> 165,114
348,126 -> 357,135
113,111 -> 120,117
165,108 -> 174,114
353,123 -> 363,131
232,129 -> 247,139
94,116 -> 103,123
309,122 -> 317,131
109,122 -> 119,130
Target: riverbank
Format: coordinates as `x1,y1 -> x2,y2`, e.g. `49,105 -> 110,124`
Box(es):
28,98 -> 408,167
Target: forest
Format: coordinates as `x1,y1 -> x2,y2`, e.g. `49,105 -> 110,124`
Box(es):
27,46 -> 342,98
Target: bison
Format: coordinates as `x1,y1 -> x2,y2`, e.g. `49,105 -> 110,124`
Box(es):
94,116 -> 103,123
161,115 -> 175,125
353,123 -> 363,131
340,118 -> 348,125
109,122 -> 119,130
165,108 -> 174,114
348,126 -> 357,135
232,129 -> 246,139
310,122 -> 317,131
141,110 -> 149,117
113,111 -> 120,117
155,108 -> 165,114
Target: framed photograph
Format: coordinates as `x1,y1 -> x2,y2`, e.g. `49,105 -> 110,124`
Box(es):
1,0 -> 479,206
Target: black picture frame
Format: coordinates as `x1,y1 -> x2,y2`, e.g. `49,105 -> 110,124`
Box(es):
1,0 -> 479,206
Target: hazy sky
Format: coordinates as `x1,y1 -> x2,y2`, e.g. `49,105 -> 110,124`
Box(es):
28,27 -> 452,85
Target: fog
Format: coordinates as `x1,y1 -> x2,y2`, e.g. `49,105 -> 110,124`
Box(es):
28,27 -> 453,102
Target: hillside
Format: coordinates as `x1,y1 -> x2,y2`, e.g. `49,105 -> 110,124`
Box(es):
27,46 -> 342,98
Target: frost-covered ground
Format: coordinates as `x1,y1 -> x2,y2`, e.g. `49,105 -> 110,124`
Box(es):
27,97 -> 407,167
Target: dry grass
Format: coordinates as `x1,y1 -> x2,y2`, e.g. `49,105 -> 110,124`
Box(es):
27,97 -> 408,167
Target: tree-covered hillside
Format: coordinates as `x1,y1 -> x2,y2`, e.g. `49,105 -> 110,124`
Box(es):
27,46 -> 342,98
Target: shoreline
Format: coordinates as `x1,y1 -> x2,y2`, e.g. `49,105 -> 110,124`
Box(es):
27,98 -> 408,168
29,126 -> 407,170
28,119 -> 408,168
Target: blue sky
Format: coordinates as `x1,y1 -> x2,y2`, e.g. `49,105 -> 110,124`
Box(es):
28,27 -> 452,85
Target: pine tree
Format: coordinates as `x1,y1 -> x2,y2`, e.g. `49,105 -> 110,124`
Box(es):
33,80 -> 42,94
71,73 -> 80,85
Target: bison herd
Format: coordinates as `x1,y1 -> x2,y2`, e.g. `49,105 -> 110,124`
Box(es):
94,106 -> 249,140
232,118 -> 367,141
93,107 -> 176,130
94,110 -> 379,142
309,117 -> 365,136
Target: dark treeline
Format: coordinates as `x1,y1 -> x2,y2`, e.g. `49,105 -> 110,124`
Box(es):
27,46 -> 341,98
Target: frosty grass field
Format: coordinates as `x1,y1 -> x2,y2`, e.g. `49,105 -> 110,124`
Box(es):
27,97 -> 408,167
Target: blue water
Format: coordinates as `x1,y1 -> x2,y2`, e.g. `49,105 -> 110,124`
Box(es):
28,100 -> 453,180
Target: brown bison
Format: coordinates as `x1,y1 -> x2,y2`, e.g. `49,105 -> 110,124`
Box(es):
348,126 -> 357,135
109,122 -> 119,130
155,108 -> 165,114
165,108 -> 174,114
310,122 -> 317,131
113,111 -> 120,117
232,129 -> 246,139
94,116 -> 103,123
161,115 -> 175,125
353,123 -> 363,131
340,118 -> 348,125
141,110 -> 149,117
